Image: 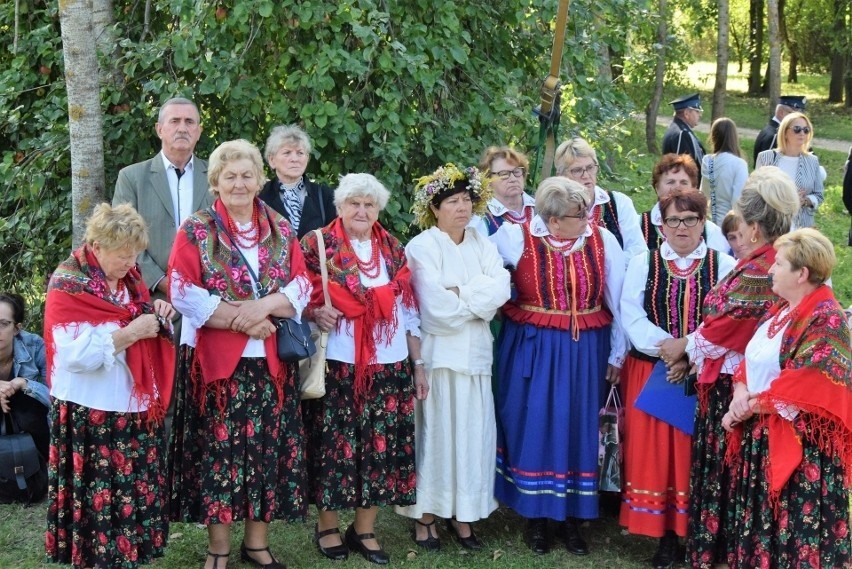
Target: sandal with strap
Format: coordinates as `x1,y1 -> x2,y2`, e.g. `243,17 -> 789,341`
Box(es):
345,524 -> 389,565
240,542 -> 286,569
412,517 -> 441,551
315,523 -> 349,561
205,550 -> 230,569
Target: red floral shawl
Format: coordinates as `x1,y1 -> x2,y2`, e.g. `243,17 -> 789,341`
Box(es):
727,285 -> 852,502
300,218 -> 416,406
696,244 -> 777,389
44,245 -> 175,423
168,198 -> 308,412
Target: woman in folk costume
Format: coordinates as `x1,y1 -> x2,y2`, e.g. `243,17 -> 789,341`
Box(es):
396,164 -> 510,550
470,146 -> 536,237
300,173 -> 427,565
45,204 -> 175,569
491,176 -> 626,556
639,154 -> 728,253
167,140 -> 309,569
655,167 -> 798,569
722,228 -> 851,568
620,188 -> 735,569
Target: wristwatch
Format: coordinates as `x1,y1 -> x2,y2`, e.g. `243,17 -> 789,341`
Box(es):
412,359 -> 425,367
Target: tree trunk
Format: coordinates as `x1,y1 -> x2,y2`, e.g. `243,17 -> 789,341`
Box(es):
59,0 -> 106,247
845,69 -> 852,107
767,0 -> 781,109
827,0 -> 847,102
747,0 -> 764,95
645,0 -> 667,155
788,50 -> 799,82
712,0 -> 730,121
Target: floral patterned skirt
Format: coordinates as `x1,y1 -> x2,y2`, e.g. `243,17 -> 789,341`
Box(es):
687,375 -> 736,568
168,350 -> 306,524
727,415 -> 851,569
303,359 -> 416,509
45,400 -> 168,569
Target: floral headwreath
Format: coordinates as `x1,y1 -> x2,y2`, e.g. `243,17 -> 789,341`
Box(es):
411,163 -> 493,229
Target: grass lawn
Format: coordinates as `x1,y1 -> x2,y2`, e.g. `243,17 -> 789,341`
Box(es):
1,499 -> 657,568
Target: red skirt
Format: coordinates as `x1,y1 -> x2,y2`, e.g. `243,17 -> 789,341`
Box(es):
619,355 -> 693,538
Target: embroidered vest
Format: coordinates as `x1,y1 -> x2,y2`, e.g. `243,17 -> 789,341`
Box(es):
502,225 -> 613,331
593,192 -> 622,247
644,249 -> 719,337
483,207 -> 533,235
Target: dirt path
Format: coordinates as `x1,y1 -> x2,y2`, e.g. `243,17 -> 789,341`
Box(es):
652,115 -> 850,155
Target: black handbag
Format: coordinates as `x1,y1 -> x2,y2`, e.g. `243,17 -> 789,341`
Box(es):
273,316 -> 317,362
208,208 -> 317,362
0,406 -> 48,505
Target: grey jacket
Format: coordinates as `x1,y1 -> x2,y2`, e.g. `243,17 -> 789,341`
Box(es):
112,152 -> 214,298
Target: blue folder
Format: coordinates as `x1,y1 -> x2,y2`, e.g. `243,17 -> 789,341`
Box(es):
633,360 -> 697,436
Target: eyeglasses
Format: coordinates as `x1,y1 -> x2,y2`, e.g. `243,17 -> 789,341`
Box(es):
562,209 -> 589,220
663,216 -> 701,228
567,164 -> 599,178
0,320 -> 14,330
791,125 -> 811,135
492,167 -> 526,180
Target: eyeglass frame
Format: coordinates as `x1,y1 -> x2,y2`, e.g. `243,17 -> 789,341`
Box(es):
790,125 -> 811,135
492,167 -> 526,180
663,215 -> 702,228
567,163 -> 599,178
561,208 -> 590,220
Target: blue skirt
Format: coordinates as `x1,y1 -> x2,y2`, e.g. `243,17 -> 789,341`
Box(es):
495,319 -> 610,521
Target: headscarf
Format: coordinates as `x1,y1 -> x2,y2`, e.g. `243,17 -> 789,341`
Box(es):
301,217 -> 415,407
168,197 -> 308,413
44,244 -> 175,424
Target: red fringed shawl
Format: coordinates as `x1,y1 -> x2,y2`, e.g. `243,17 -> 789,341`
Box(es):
168,198 -> 308,412
697,244 -> 777,388
727,285 -> 852,502
44,245 -> 175,423
300,218 -> 416,407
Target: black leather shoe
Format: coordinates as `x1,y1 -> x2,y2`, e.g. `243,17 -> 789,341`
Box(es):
651,531 -> 678,569
314,524 -> 348,561
524,518 -> 549,555
564,518 -> 589,556
412,518 -> 441,551
240,542 -> 286,569
345,524 -> 389,565
446,518 -> 482,550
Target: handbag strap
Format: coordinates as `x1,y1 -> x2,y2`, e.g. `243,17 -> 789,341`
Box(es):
313,229 -> 331,309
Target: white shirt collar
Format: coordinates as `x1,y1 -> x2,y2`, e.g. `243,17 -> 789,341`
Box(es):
487,193 -> 535,216
593,186 -> 610,206
160,153 -> 195,174
660,239 -> 707,261
650,202 -> 662,225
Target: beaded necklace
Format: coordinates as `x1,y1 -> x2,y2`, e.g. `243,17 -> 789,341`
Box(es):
767,306 -> 793,339
543,235 -> 578,253
503,207 -> 532,225
353,238 -> 382,279
226,206 -> 261,248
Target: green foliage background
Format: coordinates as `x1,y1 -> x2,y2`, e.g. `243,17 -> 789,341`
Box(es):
0,0 -> 661,324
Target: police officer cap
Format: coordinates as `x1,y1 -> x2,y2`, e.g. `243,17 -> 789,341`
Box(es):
670,93 -> 702,112
779,95 -> 806,110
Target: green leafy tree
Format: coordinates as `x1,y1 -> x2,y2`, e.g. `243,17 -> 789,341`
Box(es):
1,0 -> 674,326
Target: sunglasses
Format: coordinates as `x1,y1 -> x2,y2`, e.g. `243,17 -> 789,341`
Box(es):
790,125 -> 811,135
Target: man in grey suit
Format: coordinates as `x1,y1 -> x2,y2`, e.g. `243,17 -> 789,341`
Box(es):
113,97 -> 214,300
